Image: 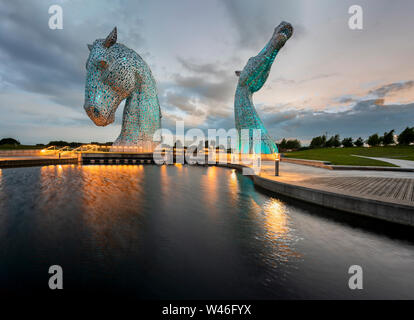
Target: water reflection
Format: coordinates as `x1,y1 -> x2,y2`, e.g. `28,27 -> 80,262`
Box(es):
228,169 -> 239,206
0,164 -> 413,299
80,165 -> 144,265
262,199 -> 301,261
201,166 -> 219,216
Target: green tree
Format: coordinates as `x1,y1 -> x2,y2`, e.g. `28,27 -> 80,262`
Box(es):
285,139 -> 301,150
332,134 -> 341,147
310,135 -> 326,148
341,137 -> 354,147
47,140 -> 70,147
397,127 -> 414,145
326,134 -> 340,148
382,130 -> 395,145
0,138 -> 20,145
278,138 -> 287,150
367,133 -> 380,147
354,137 -> 364,147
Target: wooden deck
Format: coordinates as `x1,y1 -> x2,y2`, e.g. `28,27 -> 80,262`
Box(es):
296,176 -> 414,205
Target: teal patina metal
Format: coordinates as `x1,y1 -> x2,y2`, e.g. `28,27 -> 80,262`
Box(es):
83,27 -> 161,149
235,22 -> 293,154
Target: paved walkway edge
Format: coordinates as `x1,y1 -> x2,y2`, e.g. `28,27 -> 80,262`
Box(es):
0,158 -> 78,168
282,157 -> 414,172
220,163 -> 414,227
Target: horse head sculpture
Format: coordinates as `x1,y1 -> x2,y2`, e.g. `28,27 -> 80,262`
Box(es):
84,27 -> 161,148
234,21 -> 293,154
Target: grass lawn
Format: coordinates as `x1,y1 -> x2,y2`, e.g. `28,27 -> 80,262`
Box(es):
283,146 -> 414,166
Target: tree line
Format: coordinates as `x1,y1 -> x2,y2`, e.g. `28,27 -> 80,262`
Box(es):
309,126 -> 414,149
0,138 -> 113,147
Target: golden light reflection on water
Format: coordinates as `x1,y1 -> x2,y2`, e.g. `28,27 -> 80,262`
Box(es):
36,164 -> 300,264
263,199 -> 301,260
160,165 -> 170,197
228,169 -> 239,206
202,166 -> 219,215
263,199 -> 288,236
80,165 -> 144,260
249,197 -> 301,262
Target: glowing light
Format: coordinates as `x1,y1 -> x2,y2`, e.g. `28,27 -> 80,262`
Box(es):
263,199 -> 288,237
231,169 -> 236,179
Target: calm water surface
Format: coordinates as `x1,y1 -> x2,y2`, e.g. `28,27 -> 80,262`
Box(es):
0,165 -> 413,299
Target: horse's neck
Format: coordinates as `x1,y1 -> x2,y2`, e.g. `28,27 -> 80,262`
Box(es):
235,85 -> 254,112
121,79 -> 160,138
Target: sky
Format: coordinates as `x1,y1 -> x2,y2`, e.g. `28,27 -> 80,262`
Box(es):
0,0 -> 414,145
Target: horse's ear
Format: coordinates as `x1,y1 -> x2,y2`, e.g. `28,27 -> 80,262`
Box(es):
87,44 -> 93,51
235,70 -> 241,77
104,27 -> 117,48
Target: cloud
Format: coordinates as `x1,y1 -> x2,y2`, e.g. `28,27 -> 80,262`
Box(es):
221,0 -> 304,49
164,91 -> 205,117
262,99 -> 414,143
0,0 -> 147,110
368,81 -> 414,98
272,73 -> 338,86
1,0 -> 414,145
157,57 -> 237,124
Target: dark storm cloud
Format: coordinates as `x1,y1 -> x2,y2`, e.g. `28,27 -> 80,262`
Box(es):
0,0 -> 147,109
262,100 -> 414,142
0,1 -> 83,102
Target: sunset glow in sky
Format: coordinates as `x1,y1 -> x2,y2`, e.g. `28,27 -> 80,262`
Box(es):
0,0 -> 413,144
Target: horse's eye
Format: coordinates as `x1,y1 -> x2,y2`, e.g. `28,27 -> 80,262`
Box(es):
99,60 -> 108,69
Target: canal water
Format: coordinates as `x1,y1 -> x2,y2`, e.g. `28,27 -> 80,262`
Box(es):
0,165 -> 413,299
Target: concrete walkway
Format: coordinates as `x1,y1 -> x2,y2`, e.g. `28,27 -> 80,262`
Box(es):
261,161 -> 414,181
352,155 -> 414,168
258,161 -> 414,206
0,155 -> 77,168
223,161 -> 414,226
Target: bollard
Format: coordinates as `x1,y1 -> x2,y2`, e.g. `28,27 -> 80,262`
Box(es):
274,153 -> 280,176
